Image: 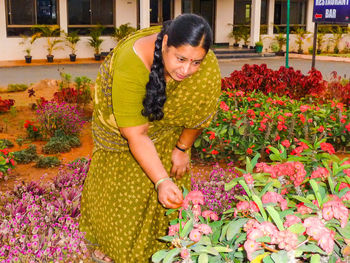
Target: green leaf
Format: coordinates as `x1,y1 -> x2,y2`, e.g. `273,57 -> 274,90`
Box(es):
297,244 -> 327,255
263,255 -> 274,263
225,180 -> 237,191
310,179 -> 323,207
152,249 -> 169,263
291,195 -> 317,210
252,194 -> 267,221
287,223 -> 306,234
271,250 -> 289,263
310,254 -> 321,263
256,236 -> 271,243
238,125 -> 246,135
226,218 -> 248,240
334,164 -> 350,175
259,182 -> 274,198
328,176 -> 335,195
336,222 -> 350,238
180,218 -> 193,238
163,248 -> 180,263
268,146 -> 281,156
246,156 -> 252,174
239,180 -> 251,197
194,138 -> 201,148
251,153 -> 261,170
265,206 -> 284,231
219,224 -> 230,242
201,247 -> 219,256
213,246 -> 233,253
159,236 -> 174,242
198,236 -> 212,246
166,209 -> 177,216
198,253 -> 209,263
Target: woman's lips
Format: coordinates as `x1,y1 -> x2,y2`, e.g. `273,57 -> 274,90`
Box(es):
176,73 -> 186,80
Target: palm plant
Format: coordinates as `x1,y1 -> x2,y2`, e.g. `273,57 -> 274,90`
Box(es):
19,34 -> 40,63
31,25 -> 63,62
65,31 -> 80,55
112,23 -> 136,43
88,26 -> 105,60
228,24 -> 242,47
240,26 -> 250,47
293,27 -> 310,54
274,33 -> 287,52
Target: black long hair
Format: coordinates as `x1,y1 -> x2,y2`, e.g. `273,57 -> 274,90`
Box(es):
141,14 -> 213,121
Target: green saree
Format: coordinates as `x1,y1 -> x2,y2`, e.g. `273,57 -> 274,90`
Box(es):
79,26 -> 221,262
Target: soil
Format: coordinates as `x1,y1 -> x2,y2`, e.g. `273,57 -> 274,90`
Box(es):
0,80 -> 94,192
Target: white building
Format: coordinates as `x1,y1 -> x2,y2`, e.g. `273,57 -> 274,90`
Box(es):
0,0 -> 348,61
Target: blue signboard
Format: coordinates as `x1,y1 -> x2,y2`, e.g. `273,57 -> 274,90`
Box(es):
313,0 -> 350,23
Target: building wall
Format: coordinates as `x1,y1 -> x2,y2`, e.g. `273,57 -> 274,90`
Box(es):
215,0 -> 234,44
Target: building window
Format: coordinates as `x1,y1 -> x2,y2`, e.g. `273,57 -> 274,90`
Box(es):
68,0 -> 114,35
274,0 -> 307,32
234,0 -> 268,26
6,0 -> 58,36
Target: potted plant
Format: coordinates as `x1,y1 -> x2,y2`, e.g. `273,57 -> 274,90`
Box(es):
88,26 -> 105,61
255,41 -> 263,53
19,34 -> 40,63
228,24 -> 242,47
330,25 -> 344,54
32,25 -> 63,63
112,23 -> 136,44
294,27 -> 310,54
274,33 -> 287,56
65,31 -> 80,62
240,26 -> 250,48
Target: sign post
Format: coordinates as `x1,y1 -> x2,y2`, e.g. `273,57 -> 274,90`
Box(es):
312,0 -> 350,69
286,0 -> 291,68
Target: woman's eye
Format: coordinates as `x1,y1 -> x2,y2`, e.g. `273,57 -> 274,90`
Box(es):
177,57 -> 185,62
193,61 -> 201,65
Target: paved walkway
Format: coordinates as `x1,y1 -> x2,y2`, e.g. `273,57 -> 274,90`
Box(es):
0,56 -> 349,86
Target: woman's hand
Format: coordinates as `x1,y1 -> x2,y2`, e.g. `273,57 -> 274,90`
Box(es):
170,148 -> 190,180
157,179 -> 183,209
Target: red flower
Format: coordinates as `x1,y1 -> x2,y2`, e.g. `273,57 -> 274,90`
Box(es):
207,131 -> 216,140
202,148 -> 206,152
246,148 -> 253,155
346,123 -> 350,132
320,142 -> 335,155
317,126 -> 325,132
220,101 -> 229,111
211,150 -> 219,155
281,140 -> 290,148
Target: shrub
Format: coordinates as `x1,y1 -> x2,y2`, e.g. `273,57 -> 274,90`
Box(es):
0,148 -> 15,181
222,64 -> 327,100
7,84 -> 28,92
36,101 -> 86,137
323,71 -> 350,106
23,120 -> 42,140
35,156 -> 61,168
12,145 -> 38,164
0,97 -> 15,113
0,139 -> 14,149
42,130 -> 81,154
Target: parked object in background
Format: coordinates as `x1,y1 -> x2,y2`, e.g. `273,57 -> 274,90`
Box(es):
88,26 -> 105,61
31,25 -> 63,63
65,31 -> 80,62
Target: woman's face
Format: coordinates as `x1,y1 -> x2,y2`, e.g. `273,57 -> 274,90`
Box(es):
162,35 -> 207,82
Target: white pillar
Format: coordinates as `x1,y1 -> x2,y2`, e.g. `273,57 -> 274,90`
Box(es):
59,0 -> 68,33
0,0 -> 7,39
267,0 -> 275,35
306,0 -> 314,33
215,0 -> 234,44
174,0 -> 182,18
140,0 -> 150,29
250,0 -> 261,46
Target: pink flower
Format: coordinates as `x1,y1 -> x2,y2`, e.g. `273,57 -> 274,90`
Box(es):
277,230 -> 299,251
300,105 -> 311,112
201,210 -> 219,221
297,203 -> 313,215
323,200 -> 349,228
311,167 -> 330,179
183,191 -> 204,209
318,229 -> 335,254
180,248 -> 190,259
220,101 -> 229,111
262,192 -> 288,210
320,142 -> 335,155
283,215 -> 302,228
234,201 -> 259,217
243,173 -> 254,185
259,222 -> 278,242
244,239 -> 261,261
304,217 -> 325,240
195,224 -> 212,235
168,224 -> 179,236
341,191 -> 350,201
189,229 -> 202,242
281,140 -> 291,148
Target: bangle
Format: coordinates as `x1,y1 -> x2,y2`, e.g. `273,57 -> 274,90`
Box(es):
175,145 -> 186,152
155,177 -> 173,191
177,141 -> 189,150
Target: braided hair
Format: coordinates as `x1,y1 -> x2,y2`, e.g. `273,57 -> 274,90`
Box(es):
142,14 -> 213,121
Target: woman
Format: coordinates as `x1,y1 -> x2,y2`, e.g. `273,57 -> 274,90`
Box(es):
80,14 -> 221,262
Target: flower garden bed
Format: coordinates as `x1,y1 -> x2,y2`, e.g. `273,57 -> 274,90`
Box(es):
0,65 -> 350,262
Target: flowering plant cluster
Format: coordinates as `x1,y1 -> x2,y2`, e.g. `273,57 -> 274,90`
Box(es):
24,120 -> 42,141
322,71 -> 350,106
191,163 -> 245,216
0,97 -> 15,113
156,142 -> 350,262
152,190 -> 232,263
194,90 -> 350,162
0,159 -> 90,262
0,148 -> 15,181
36,101 -> 86,137
221,64 -> 327,100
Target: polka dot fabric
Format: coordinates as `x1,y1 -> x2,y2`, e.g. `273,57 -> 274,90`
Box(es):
79,27 -> 221,262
